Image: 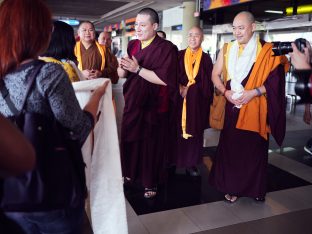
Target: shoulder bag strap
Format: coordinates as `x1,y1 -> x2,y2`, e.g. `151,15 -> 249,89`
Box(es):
0,79 -> 19,115
0,60 -> 45,115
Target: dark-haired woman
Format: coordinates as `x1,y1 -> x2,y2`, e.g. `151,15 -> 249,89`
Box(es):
0,0 -> 108,233
41,20 -> 84,82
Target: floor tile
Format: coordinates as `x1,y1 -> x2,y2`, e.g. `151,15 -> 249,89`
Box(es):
192,222 -> 257,234
203,129 -> 220,147
139,209 -> 200,234
182,202 -> 242,230
245,208 -> 312,234
285,112 -> 312,132
269,152 -> 311,172
222,197 -> 288,222
193,208 -> 312,234
126,200 -> 149,234
126,199 -> 138,218
281,148 -> 312,167
266,164 -> 310,192
266,189 -> 310,212
290,168 -> 312,183
270,129 -> 312,149
268,152 -> 312,182
249,217 -> 286,234
127,215 -> 149,234
286,185 -> 312,206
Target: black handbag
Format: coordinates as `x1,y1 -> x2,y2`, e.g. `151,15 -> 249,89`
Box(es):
0,60 -> 87,212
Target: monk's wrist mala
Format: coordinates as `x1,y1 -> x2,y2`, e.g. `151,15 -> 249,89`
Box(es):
136,66 -> 142,75
255,88 -> 262,96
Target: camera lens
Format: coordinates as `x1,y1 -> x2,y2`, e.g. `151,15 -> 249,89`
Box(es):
272,41 -> 292,56
271,38 -> 306,56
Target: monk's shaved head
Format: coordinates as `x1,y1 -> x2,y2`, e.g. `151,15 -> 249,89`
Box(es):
187,26 -> 204,52
232,11 -> 256,46
189,26 -> 203,36
234,11 -> 255,24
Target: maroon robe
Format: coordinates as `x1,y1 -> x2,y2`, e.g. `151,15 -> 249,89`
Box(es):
209,58 -> 286,199
121,35 -> 178,188
176,50 -> 213,168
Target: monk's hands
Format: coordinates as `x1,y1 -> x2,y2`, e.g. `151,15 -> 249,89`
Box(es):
82,69 -> 102,79
179,85 -> 188,98
92,69 -> 102,78
120,56 -> 139,73
236,89 -> 257,105
224,90 -> 241,106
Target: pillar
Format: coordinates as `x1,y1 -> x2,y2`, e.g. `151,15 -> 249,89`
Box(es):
121,28 -> 128,57
181,1 -> 199,49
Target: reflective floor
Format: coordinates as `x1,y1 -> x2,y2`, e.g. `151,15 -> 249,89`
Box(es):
125,159 -> 310,216
125,104 -> 312,234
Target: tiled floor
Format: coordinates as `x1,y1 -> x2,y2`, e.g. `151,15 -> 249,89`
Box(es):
193,209 -> 312,234
124,163 -> 310,215
125,104 -> 312,234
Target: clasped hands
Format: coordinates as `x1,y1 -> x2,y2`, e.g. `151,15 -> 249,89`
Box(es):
225,89 -> 258,106
120,56 -> 140,73
82,69 -> 102,80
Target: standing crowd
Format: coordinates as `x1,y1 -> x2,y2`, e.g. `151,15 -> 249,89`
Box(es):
0,0 -> 311,233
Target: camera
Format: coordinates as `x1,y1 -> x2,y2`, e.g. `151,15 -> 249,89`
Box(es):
272,38 -> 306,56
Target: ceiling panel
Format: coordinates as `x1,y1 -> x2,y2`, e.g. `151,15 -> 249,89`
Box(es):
42,0 -> 311,31
44,0 -> 130,21
44,0 -> 186,30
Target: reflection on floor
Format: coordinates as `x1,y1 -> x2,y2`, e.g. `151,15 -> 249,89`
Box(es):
270,129 -> 312,167
125,154 -> 311,215
125,104 -> 312,234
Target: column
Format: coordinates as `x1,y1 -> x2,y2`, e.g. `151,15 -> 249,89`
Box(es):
181,1 -> 199,49
121,28 -> 128,57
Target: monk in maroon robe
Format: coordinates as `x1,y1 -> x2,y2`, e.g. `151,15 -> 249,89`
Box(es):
176,26 -> 213,175
119,8 -> 178,198
209,11 -> 289,203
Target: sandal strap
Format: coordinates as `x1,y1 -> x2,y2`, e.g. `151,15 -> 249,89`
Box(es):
144,188 -> 157,198
144,187 -> 157,192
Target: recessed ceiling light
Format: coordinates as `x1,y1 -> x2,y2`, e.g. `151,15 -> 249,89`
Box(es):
265,10 -> 284,14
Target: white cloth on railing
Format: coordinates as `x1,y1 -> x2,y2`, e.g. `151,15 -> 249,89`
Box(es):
73,78 -> 127,234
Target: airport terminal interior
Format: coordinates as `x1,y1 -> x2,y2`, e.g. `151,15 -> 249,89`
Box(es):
49,0 -> 312,233
2,0 -> 312,233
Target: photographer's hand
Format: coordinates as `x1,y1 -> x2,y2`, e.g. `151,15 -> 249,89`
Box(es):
289,42 -> 311,70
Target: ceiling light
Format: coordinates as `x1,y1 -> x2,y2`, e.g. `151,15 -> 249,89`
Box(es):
265,10 -> 283,14
59,19 -> 80,26
286,4 -> 312,15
